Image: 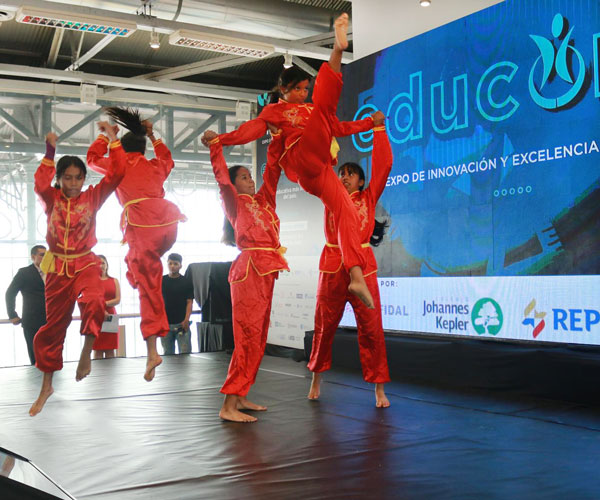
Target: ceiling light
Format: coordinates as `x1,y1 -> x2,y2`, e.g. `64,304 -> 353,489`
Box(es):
149,29 -> 160,49
420,0 -> 432,6
16,6 -> 136,36
169,29 -> 274,58
283,52 -> 293,69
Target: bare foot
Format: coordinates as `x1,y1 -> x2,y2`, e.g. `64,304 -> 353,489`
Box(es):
237,397 -> 267,411
375,383 -> 390,408
75,354 -> 92,381
29,373 -> 54,417
348,281 -> 374,309
219,407 -> 258,423
144,353 -> 162,382
334,13 -> 349,51
308,372 -> 321,400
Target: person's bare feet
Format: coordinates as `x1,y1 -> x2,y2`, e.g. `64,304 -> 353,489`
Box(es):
75,353 -> 92,381
144,353 -> 162,382
237,396 -> 267,411
334,13 -> 349,52
219,407 -> 258,423
220,394 -> 257,422
308,372 -> 321,400
375,383 -> 390,408
29,372 -> 54,417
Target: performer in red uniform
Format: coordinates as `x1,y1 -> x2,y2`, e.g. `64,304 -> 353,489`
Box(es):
91,255 -> 121,359
87,108 -> 186,382
204,13 -> 384,309
308,126 -> 393,407
203,128 -> 288,423
30,127 -> 125,416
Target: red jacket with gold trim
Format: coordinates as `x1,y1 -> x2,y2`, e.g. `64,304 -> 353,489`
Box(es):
87,135 -> 185,235
319,127 -> 393,277
210,135 -> 289,284
35,141 -> 126,277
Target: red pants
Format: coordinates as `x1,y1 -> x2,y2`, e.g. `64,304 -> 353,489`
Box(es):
34,264 -> 104,373
308,271 -> 390,383
282,63 -> 365,272
221,267 -> 276,396
125,223 -> 178,339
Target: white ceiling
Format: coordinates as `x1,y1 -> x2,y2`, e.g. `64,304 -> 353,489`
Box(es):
351,0 -> 505,60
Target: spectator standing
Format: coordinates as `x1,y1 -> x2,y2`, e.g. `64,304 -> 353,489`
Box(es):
161,253 -> 194,355
5,245 -> 47,365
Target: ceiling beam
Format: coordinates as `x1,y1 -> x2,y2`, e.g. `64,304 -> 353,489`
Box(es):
57,108 -> 103,142
46,30 -> 64,69
0,108 -> 36,140
0,64 -> 260,101
0,142 -> 251,164
65,35 -> 116,72
291,56 -> 318,77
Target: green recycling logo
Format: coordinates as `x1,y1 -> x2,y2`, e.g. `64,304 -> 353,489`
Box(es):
471,298 -> 503,336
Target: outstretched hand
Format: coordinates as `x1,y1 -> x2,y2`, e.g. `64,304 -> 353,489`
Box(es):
97,121 -> 119,142
45,132 -> 58,147
371,111 -> 385,127
267,123 -> 281,135
141,119 -> 153,137
201,130 -> 218,147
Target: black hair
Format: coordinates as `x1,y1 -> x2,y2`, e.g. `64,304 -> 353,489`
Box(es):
30,245 -> 46,257
104,107 -> 147,153
54,156 -> 86,189
338,162 -> 389,247
221,165 -> 247,246
168,253 -> 183,263
269,66 -> 311,104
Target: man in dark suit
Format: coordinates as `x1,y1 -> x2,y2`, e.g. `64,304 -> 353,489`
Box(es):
5,245 -> 47,365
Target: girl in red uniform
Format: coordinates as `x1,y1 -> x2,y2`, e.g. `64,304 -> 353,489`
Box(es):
91,255 -> 121,359
203,128 -> 288,423
87,108 -> 186,381
308,126 -> 393,407
30,127 -> 125,416
204,13 -> 384,309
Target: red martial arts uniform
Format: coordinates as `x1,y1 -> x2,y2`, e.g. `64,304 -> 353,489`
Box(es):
87,136 -> 185,339
219,62 -> 374,272
210,136 -> 289,397
34,141 -> 126,373
308,127 -> 393,383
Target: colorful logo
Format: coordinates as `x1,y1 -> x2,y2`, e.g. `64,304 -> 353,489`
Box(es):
471,298 -> 503,335
528,13 -> 586,110
522,299 -> 547,338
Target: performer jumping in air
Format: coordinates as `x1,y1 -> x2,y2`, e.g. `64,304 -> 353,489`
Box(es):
308,125 -> 393,408
87,108 -> 186,381
30,127 -> 125,416
203,128 -> 288,423
203,13 -> 384,309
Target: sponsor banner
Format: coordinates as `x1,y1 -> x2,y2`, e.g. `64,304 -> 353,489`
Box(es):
341,275 -> 600,345
268,255 -> 320,349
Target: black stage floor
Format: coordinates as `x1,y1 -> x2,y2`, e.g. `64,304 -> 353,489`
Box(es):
1,354 -> 599,499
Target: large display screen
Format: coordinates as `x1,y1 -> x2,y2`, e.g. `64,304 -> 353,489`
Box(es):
337,0 -> 600,344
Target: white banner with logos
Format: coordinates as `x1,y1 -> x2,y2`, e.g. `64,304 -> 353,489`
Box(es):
341,276 -> 600,345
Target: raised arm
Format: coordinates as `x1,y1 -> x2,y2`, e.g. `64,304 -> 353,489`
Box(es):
366,125 -> 394,202
218,108 -> 271,147
34,133 -> 58,213
87,121 -> 120,175
89,125 -> 127,208
205,134 -> 238,222
256,129 -> 284,207
144,119 -> 174,175
331,110 -> 385,138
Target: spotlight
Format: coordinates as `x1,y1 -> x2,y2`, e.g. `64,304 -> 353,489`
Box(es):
149,29 -> 160,49
420,0 -> 432,6
283,52 -> 293,69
